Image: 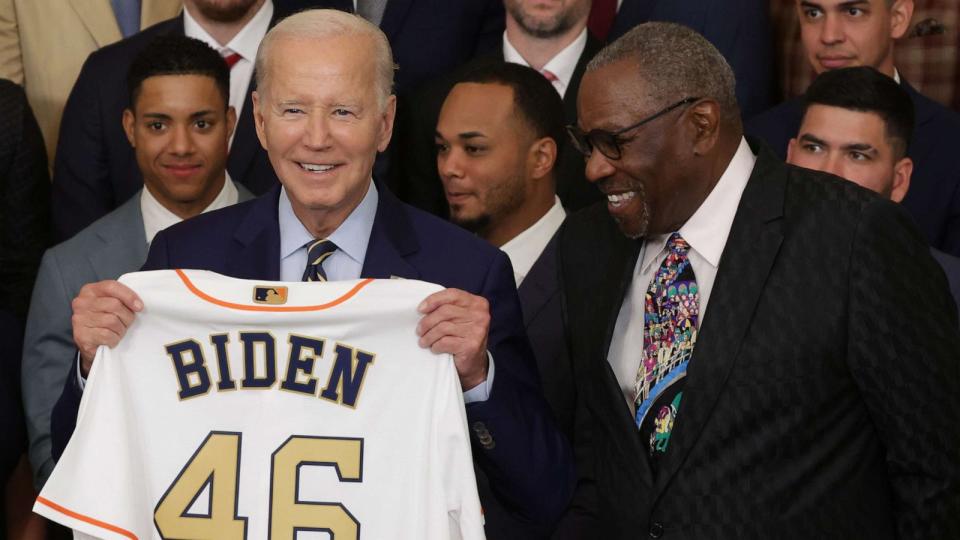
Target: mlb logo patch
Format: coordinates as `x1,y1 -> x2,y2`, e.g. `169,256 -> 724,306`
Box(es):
253,286 -> 288,305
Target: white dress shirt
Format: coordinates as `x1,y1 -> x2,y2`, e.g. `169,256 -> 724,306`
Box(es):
607,137 -> 757,407
503,28 -> 588,98
500,196 -> 566,287
183,0 -> 273,145
141,174 -> 239,244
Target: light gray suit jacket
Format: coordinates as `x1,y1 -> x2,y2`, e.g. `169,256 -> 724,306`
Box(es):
21,184 -> 252,488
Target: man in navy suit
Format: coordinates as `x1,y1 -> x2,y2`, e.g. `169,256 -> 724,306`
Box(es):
51,9 -> 574,532
436,62 -> 571,538
786,66 -> 960,314
608,0 -> 775,119
747,0 -> 960,256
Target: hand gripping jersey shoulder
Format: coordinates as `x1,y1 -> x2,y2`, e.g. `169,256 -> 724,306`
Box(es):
36,270 -> 484,540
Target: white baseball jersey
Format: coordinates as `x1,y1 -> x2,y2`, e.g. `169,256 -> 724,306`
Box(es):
35,270 -> 484,540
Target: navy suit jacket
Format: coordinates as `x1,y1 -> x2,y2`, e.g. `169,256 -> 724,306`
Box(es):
609,0 -> 774,119
50,10 -> 291,243
50,183 -> 575,528
932,248 -> 960,318
746,80 -> 960,256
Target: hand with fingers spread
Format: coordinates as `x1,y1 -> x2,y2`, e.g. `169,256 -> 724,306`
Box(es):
72,280 -> 143,377
416,288 -> 490,391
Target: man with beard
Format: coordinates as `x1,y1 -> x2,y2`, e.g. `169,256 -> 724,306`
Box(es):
52,0 -> 294,242
560,21 -> 960,538
436,62 -> 570,537
393,0 -> 602,218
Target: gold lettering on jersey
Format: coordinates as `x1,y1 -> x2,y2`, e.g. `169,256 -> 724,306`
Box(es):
166,333 -> 376,408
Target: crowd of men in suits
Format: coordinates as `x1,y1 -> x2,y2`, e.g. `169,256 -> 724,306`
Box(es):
2,0 -> 959,538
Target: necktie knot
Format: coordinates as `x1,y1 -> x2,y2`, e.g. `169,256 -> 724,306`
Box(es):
222,52 -> 243,69
302,239 -> 338,282
666,232 -> 690,255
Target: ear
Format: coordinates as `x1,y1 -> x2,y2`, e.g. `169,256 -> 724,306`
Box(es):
889,0 -> 914,40
688,99 -> 720,156
252,91 -> 268,150
225,105 -> 237,142
122,109 -> 136,148
528,136 -> 558,181
377,94 -> 397,153
787,137 -> 798,165
890,156 -> 913,203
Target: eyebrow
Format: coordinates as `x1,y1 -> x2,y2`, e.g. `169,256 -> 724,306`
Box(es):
840,143 -> 878,155
142,113 -> 172,120
799,133 -> 828,146
434,130 -> 487,140
799,0 -> 869,9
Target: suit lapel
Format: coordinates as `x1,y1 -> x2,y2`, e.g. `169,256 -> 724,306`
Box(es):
518,234 -> 559,326
227,80 -> 261,184
652,142 -> 785,498
70,0 -> 122,48
360,183 -> 420,279
378,0 -> 414,43
90,193 -> 148,276
226,186 -> 282,280
903,79 -> 937,129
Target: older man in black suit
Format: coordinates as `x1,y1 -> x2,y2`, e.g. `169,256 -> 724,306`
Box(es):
560,22 -> 960,538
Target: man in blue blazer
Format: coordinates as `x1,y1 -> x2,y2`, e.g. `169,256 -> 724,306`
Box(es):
608,0 -> 775,119
747,0 -> 960,256
50,9 -> 574,532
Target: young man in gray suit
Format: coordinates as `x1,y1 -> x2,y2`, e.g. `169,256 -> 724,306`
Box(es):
21,35 -> 253,490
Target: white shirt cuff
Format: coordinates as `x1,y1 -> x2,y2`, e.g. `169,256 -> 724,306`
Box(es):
76,352 -> 86,391
462,352 -> 494,403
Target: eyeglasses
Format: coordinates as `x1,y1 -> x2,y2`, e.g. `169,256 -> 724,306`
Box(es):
566,97 -> 701,160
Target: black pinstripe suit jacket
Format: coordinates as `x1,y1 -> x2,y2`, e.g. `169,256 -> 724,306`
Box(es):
557,141 -> 960,539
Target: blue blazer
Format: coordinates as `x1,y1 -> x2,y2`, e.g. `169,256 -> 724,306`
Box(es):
51,183 -> 575,528
746,80 -> 960,256
609,0 -> 775,119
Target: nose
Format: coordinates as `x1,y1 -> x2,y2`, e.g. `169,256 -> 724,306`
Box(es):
824,151 -> 845,179
302,111 -> 332,150
437,147 -> 462,181
584,148 -> 616,184
820,13 -> 844,45
169,124 -> 194,156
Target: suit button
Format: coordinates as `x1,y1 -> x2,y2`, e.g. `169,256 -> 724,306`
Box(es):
648,522 -> 664,538
472,421 -> 486,434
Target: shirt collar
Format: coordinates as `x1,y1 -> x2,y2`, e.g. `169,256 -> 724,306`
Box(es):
640,137 -> 756,273
141,173 -> 239,244
500,196 -> 566,287
502,28 -> 588,94
183,0 -> 273,60
278,180 -> 378,266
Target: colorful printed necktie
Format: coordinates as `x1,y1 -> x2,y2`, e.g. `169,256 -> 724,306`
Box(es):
302,239 -> 338,282
634,233 -> 699,470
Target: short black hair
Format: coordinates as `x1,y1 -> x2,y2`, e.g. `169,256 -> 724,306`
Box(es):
801,66 -> 914,159
453,62 -> 566,152
127,34 -> 231,110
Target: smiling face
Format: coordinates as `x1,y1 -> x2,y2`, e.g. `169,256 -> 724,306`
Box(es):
252,34 -> 395,237
796,0 -> 912,76
436,83 -> 533,238
577,59 -> 702,239
123,74 -> 234,219
788,103 -> 912,201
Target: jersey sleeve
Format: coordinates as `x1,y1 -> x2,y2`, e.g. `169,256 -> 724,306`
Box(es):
34,344 -> 152,539
429,354 -> 485,540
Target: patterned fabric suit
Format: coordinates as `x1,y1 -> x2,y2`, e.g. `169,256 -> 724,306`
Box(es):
557,141 -> 960,539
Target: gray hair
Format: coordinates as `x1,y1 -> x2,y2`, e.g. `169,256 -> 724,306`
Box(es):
254,9 -> 396,108
587,22 -> 739,123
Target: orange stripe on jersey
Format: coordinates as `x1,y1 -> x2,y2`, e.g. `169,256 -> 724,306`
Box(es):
175,269 -> 375,312
35,496 -> 138,539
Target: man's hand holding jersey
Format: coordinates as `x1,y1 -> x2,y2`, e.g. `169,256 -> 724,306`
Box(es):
73,279 -> 492,388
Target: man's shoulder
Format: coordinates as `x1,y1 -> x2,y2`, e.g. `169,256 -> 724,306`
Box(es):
908,84 -> 960,133
397,199 -> 504,263
744,97 -> 803,157
47,196 -> 144,259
